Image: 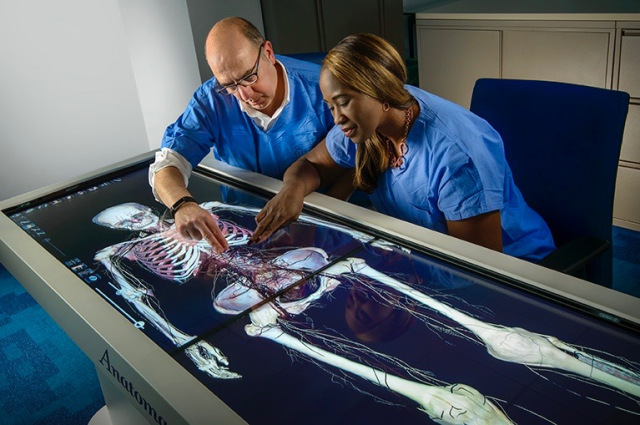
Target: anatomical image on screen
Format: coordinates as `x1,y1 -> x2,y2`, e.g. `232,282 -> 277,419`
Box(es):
8,165 -> 640,425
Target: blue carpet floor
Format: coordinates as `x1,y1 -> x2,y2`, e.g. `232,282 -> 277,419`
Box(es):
0,265 -> 104,425
1,226 -> 638,424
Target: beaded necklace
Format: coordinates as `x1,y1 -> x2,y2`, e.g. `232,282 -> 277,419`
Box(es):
387,105 -> 413,169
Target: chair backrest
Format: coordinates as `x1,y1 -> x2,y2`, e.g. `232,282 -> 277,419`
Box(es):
470,78 -> 629,285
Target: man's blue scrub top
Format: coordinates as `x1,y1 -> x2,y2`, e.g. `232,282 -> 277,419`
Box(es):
326,86 -> 556,262
161,55 -> 334,179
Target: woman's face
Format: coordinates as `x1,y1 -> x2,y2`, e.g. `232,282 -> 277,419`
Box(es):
344,286 -> 395,338
320,69 -> 384,144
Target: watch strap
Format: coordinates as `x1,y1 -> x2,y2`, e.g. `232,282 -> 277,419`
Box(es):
169,196 -> 197,217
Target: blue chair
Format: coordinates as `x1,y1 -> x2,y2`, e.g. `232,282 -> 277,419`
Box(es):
470,78 -> 630,287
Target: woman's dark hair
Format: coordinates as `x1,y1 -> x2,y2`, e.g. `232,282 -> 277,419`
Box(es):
322,33 -> 414,192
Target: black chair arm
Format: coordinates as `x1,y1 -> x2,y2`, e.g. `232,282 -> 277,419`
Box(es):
537,237 -> 610,275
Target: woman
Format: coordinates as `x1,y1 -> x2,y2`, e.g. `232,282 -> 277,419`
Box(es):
251,33 -> 555,262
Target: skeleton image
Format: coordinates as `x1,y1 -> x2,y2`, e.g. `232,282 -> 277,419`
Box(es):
93,202 -> 160,231
94,202 -> 250,379
219,264 -> 513,425
92,201 -> 378,379
328,258 -> 640,398
93,201 -> 640,424
247,305 -> 512,425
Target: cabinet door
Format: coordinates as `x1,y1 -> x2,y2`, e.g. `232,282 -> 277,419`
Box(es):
614,166 -> 640,231
616,31 -> 640,229
320,0 -> 404,54
503,29 -> 613,88
416,28 -> 500,108
621,103 -> 640,164
619,31 -> 640,98
261,0 -> 323,53
321,0 -> 383,48
262,0 -> 403,55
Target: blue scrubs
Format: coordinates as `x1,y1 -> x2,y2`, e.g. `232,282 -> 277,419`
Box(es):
161,55 -> 334,179
326,86 -> 555,262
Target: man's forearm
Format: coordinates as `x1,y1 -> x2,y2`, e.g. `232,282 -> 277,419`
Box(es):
154,166 -> 194,207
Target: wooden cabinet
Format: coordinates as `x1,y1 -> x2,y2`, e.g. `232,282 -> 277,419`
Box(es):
614,23 -> 640,230
416,17 -> 640,230
614,166 -> 640,230
621,104 -> 640,164
416,27 -> 500,107
416,19 -> 616,107
618,29 -> 640,96
261,0 -> 404,55
501,26 -> 614,88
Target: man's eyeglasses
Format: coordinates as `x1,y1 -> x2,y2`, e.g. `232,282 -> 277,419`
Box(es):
216,43 -> 265,95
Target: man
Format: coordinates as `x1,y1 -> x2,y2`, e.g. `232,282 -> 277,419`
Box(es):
149,17 -> 337,253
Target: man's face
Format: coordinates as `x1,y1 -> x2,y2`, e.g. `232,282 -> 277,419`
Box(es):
209,38 -> 279,113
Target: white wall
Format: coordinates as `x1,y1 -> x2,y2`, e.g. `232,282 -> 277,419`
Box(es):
0,0 -> 201,201
119,0 -> 202,152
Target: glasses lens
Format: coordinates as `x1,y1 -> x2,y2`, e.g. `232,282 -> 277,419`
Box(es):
242,73 -> 259,85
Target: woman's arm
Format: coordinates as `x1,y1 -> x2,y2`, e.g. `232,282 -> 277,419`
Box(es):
250,140 -> 353,244
446,210 -> 503,252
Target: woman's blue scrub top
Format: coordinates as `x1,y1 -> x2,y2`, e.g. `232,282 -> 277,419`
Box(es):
161,55 -> 334,179
326,85 -> 555,262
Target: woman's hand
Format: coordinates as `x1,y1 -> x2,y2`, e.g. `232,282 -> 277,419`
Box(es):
249,140 -> 350,245
250,185 -> 306,244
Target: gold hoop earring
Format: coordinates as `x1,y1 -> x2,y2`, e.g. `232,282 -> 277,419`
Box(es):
382,102 -> 390,112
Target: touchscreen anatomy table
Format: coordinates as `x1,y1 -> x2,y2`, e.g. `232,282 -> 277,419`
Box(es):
1,153 -> 639,425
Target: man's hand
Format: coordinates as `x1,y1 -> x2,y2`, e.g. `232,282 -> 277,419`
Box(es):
250,185 -> 305,245
174,203 -> 229,253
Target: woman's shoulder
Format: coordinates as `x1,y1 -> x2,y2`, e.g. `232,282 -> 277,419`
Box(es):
407,85 -> 498,142
326,124 -> 348,146
325,126 -> 356,167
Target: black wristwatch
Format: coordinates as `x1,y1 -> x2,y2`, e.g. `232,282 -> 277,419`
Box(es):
169,196 -> 197,218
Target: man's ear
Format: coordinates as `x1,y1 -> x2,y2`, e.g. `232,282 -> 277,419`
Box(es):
263,40 -> 276,64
